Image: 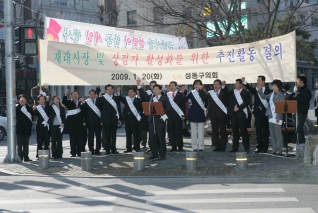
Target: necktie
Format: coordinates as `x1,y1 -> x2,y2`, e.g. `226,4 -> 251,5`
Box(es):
75,101 -> 78,108
156,96 -> 159,100
42,105 -> 44,109
172,92 -> 175,99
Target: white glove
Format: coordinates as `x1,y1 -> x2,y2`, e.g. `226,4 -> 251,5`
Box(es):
160,114 -> 168,122
293,86 -> 298,93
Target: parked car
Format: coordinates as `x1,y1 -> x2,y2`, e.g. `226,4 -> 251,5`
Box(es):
0,116 -> 7,141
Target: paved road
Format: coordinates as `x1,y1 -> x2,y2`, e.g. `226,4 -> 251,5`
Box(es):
0,176 -> 317,213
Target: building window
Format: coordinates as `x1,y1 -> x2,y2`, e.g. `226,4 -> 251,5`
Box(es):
312,16 -> 318,27
75,0 -> 83,10
285,0 -> 294,8
154,7 -> 164,23
127,10 -> 137,25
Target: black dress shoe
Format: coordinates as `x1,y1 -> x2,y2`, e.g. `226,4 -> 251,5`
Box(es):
229,149 -> 238,153
213,148 -> 221,152
95,151 -> 102,155
220,148 -> 225,152
105,151 -> 110,155
111,151 -> 119,154
149,155 -> 158,160
169,149 -> 177,152
261,150 -> 268,153
178,149 -> 185,152
24,159 -> 32,162
123,150 -> 132,153
157,157 -> 165,161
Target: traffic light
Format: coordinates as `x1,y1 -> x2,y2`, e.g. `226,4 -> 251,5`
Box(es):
19,27 -> 37,56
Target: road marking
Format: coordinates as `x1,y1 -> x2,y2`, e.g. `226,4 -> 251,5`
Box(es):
145,208 -> 315,213
0,196 -> 116,205
145,188 -> 285,195
1,206 -> 113,213
146,197 -> 298,205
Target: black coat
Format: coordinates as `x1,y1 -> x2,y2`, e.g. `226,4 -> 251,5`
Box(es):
96,95 -> 122,124
244,83 -> 271,115
222,86 -> 250,118
166,91 -> 185,120
80,99 -> 100,126
48,104 -> 66,127
289,85 -> 312,115
118,96 -> 142,123
33,101 -> 50,132
62,96 -> 85,136
201,90 -> 229,119
16,104 -> 33,136
150,95 -> 172,122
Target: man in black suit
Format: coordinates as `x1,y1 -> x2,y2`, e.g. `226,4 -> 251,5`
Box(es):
16,94 -> 33,162
63,90 -> 86,157
137,80 -> 171,160
167,81 -> 185,152
96,84 -> 121,155
33,95 -> 50,158
222,79 -> 250,153
242,76 -> 272,153
80,89 -> 102,155
201,79 -> 229,151
118,88 -> 143,153
138,80 -> 158,151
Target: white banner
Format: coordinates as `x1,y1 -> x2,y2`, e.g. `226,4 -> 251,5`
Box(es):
44,17 -> 188,50
39,31 -> 296,85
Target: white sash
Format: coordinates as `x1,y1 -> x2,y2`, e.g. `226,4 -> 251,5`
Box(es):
21,105 -> 32,122
191,90 -> 206,116
167,92 -> 184,118
86,99 -> 101,118
234,89 -> 248,118
52,104 -> 64,133
103,94 -> 119,119
126,96 -> 141,121
146,90 -> 152,96
269,93 -> 283,125
208,90 -> 227,115
36,105 -> 49,130
66,108 -> 81,117
257,87 -> 269,109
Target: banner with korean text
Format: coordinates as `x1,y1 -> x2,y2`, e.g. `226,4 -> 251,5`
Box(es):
39,31 -> 296,85
44,17 -> 188,50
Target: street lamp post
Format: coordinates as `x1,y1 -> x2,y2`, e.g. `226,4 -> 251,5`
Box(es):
4,0 -> 20,163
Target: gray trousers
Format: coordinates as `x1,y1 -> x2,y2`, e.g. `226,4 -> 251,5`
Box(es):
269,122 -> 283,153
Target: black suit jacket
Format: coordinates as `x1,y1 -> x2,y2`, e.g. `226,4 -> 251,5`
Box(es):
202,90 -> 229,119
96,95 -> 122,124
80,99 -> 100,126
244,83 -> 271,115
119,96 -> 142,123
222,86 -> 250,118
166,91 -> 185,120
150,95 -> 172,122
62,96 -> 85,135
33,101 -> 50,132
16,104 -> 33,136
315,90 -> 318,116
48,104 -> 66,127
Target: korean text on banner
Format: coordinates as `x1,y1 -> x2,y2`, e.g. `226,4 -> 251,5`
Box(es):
39,31 -> 296,86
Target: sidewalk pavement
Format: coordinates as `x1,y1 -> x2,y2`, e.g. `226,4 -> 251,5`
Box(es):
0,106 -> 317,180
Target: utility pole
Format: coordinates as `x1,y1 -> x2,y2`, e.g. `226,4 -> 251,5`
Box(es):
4,0 -> 20,163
